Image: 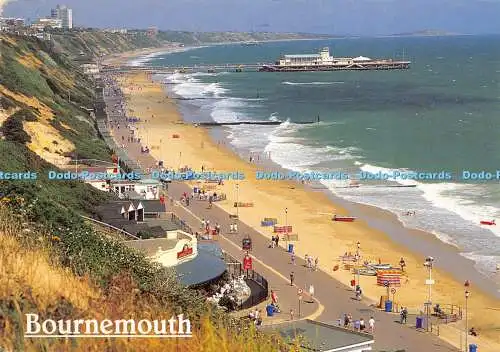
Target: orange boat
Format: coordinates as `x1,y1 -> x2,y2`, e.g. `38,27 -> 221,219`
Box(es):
332,215 -> 356,222
480,220 -> 495,225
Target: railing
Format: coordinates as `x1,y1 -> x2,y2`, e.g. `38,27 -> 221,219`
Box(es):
169,212 -> 195,235
80,215 -> 140,240
221,251 -> 269,310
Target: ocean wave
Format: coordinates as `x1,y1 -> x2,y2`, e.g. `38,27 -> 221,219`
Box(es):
127,46 -> 208,67
170,75 -> 227,98
264,123 -> 360,173
282,81 -> 345,86
356,162 -> 500,237
269,112 -> 280,122
210,98 -> 247,123
462,252 -> 500,278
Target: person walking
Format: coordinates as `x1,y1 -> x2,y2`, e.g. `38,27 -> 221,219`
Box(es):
399,257 -> 406,272
308,284 -> 315,302
368,317 -> 375,333
355,285 -> 362,300
400,307 -> 408,324
290,271 -> 295,286
314,257 -> 319,271
291,251 -> 296,265
343,314 -> 349,328
359,318 -> 366,332
271,290 -> 278,305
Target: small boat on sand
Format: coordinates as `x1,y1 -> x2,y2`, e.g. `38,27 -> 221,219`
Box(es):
332,215 -> 356,222
367,263 -> 392,270
356,268 -> 377,276
480,220 -> 495,225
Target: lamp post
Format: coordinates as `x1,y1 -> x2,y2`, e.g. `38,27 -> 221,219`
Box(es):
235,183 -> 240,218
464,280 -> 470,352
423,256 -> 435,332
356,241 -> 361,287
285,208 -> 288,249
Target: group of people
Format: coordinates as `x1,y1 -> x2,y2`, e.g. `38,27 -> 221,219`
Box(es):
200,218 -> 221,236
269,235 -> 280,248
229,223 -> 239,233
305,254 -> 319,271
248,308 -> 263,326
342,314 -> 376,333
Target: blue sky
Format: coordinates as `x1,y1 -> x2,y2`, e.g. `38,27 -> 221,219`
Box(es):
3,0 -> 500,35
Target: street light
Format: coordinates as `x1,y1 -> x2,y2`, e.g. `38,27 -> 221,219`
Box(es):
356,242 -> 361,287
423,256 -> 435,331
464,280 -> 471,352
285,208 -> 289,249
235,183 -> 240,218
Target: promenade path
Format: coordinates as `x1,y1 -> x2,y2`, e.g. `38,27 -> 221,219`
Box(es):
102,80 -> 458,352
166,184 -> 458,352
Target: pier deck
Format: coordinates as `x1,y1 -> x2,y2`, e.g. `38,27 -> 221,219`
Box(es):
102,60 -> 410,74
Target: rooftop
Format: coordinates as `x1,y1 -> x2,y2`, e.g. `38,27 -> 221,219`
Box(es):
124,238 -> 178,255
284,54 -> 321,58
93,200 -> 174,237
263,319 -> 374,352
175,242 -> 226,287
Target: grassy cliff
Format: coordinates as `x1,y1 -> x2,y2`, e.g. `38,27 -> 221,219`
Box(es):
0,34 -> 288,351
46,28 -> 329,57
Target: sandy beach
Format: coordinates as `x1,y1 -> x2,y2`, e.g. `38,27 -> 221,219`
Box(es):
109,65 -> 500,350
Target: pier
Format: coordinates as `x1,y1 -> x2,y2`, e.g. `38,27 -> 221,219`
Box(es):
102,60 -> 410,74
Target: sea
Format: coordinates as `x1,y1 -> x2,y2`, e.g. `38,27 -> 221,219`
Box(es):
130,36 -> 500,283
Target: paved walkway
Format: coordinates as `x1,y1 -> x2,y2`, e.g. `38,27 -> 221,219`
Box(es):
102,77 -> 458,352
169,200 -> 322,324
166,185 -> 458,352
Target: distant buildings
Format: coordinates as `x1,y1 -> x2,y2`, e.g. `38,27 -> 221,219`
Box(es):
103,28 -> 128,34
147,26 -> 158,38
31,18 -> 62,31
0,17 -> 25,31
50,4 -> 73,29
28,4 -> 72,31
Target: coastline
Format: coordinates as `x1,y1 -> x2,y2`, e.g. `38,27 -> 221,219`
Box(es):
212,123 -> 500,299
108,53 -> 500,350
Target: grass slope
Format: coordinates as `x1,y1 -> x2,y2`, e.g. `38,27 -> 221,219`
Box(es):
0,34 -> 293,351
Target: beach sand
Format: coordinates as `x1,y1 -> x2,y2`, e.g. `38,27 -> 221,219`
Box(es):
114,70 -> 500,350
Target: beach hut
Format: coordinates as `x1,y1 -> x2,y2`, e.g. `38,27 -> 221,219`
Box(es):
136,202 -> 144,222
376,269 -> 401,287
127,202 -> 136,221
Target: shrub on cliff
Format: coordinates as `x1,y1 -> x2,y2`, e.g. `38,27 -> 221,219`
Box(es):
1,113 -> 31,144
